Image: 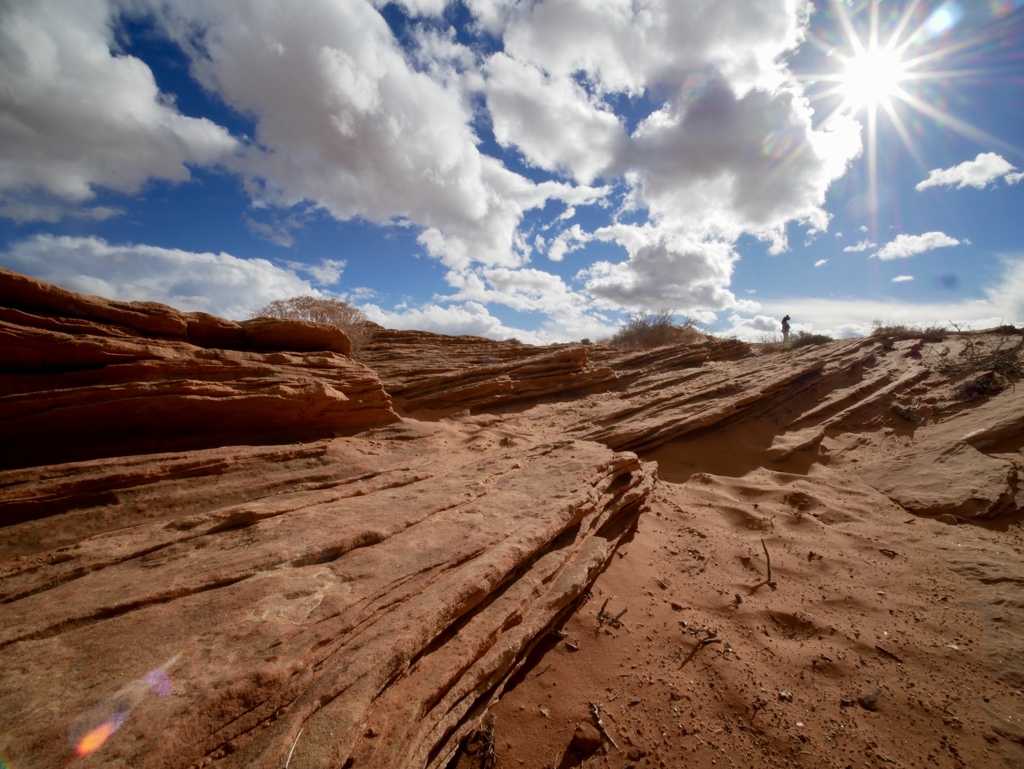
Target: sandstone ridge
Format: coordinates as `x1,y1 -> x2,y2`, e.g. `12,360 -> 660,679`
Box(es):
0,267 -> 397,469
2,271 -> 1024,769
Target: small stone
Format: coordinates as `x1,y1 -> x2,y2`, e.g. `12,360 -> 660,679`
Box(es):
858,685 -> 881,711
570,722 -> 603,755
364,726 -> 378,738
670,602 -> 685,611
984,732 -> 999,744
936,514 -> 959,525
778,690 -> 793,703
540,708 -> 550,718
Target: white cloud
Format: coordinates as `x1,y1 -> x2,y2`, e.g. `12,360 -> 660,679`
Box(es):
622,80 -> 860,247
548,224 -> 592,262
438,265 -> 619,341
360,297 -> 615,344
285,258 -> 348,286
1007,172 -> 1023,185
873,232 -> 960,260
0,235 -> 313,319
484,53 -> 623,184
361,300 -> 519,339
916,152 -> 1018,191
0,0 -> 236,220
723,313 -> 785,341
725,257 -> 1024,338
814,258 -> 827,267
370,0 -> 448,16
141,0 -> 580,270
892,275 -> 914,282
499,0 -> 811,97
843,240 -> 876,252
581,229 -> 741,311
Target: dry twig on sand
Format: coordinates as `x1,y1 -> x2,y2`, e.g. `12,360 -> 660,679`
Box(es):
678,636 -> 722,669
588,702 -> 620,751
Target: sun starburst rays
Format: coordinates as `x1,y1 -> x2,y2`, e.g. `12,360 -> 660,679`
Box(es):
793,0 -> 1021,235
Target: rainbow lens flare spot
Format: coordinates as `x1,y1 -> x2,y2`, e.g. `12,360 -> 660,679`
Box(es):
75,721 -> 118,756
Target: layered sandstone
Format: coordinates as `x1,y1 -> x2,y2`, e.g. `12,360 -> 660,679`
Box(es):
0,267 -> 397,468
2,270 -> 1023,769
0,422 -> 653,769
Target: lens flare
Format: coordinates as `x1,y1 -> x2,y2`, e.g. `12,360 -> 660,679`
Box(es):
923,3 -> 964,38
67,653 -> 181,758
75,713 -> 128,757
793,0 -> 1018,235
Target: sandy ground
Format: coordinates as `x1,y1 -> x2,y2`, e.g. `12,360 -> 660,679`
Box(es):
452,410 -> 1024,769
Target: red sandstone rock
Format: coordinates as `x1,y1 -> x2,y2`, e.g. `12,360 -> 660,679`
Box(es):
0,424 -> 654,769
859,385 -> 1024,519
0,268 -> 396,468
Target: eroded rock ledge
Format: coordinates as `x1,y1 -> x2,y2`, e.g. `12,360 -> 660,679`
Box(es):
0,422 -> 654,769
0,267 -> 398,468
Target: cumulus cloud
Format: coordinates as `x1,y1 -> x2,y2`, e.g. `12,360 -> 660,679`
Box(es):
359,297 -> 613,344
0,0 -> 236,220
438,265 -> 619,341
581,230 -> 741,311
484,54 -> 624,184
843,240 -> 876,252
139,0 -> 590,270
622,79 -> 860,247
892,275 -> 914,282
723,313 -> 784,341
0,235 -> 314,319
498,0 -> 811,96
0,0 -> 894,333
361,300 -> 520,339
284,258 -> 348,286
548,225 -> 592,262
873,232 -> 960,260
916,152 -> 1018,190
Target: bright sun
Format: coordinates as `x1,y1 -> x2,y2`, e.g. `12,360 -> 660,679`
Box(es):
840,46 -> 907,109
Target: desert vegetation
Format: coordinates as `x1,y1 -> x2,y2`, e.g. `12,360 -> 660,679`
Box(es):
609,310 -> 706,349
254,296 -> 376,356
871,321 -> 948,348
755,330 -> 833,352
787,330 -> 834,348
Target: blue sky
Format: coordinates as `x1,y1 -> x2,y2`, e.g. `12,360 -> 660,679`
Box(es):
1,0 -> 1022,343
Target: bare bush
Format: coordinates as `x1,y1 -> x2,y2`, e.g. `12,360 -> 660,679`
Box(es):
610,310 -> 705,349
937,323 -> 1024,382
253,296 -> 376,357
787,331 -> 834,349
870,322 -> 948,346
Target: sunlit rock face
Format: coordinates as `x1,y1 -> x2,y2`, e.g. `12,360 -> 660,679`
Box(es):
0,270 -> 654,769
0,267 -> 398,468
2,270 -> 1022,769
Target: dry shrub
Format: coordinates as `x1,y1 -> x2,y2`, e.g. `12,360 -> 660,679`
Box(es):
937,325 -> 1024,383
871,322 -> 948,346
787,331 -> 834,349
253,296 -> 376,357
610,310 -> 705,349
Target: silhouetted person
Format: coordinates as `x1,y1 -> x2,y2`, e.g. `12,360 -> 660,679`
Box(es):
781,315 -> 791,342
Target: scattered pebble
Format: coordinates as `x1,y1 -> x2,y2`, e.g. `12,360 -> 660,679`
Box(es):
858,685 -> 881,711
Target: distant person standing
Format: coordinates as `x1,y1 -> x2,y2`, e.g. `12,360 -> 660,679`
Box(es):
781,315 -> 791,342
